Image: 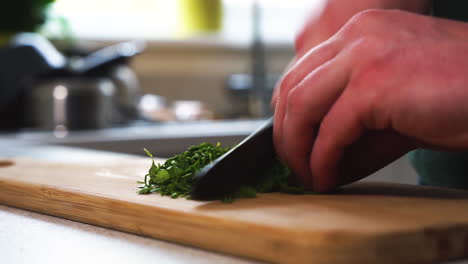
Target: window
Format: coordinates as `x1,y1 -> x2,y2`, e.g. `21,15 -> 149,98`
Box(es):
44,0 -> 314,45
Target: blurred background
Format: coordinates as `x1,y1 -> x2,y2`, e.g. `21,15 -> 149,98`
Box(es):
0,0 -> 321,157
0,0 -> 314,131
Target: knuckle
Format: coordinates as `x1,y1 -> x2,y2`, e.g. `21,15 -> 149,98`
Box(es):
341,9 -> 392,37
352,9 -> 387,24
279,72 -> 298,93
294,28 -> 307,53
346,34 -> 391,69
348,71 -> 388,129
350,35 -> 385,59
286,86 -> 304,115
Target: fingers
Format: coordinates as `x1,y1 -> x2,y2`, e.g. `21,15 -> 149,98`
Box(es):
271,88 -> 280,110
272,8 -> 442,192
271,58 -> 298,109
277,53 -> 352,188
273,40 -> 340,164
309,89 -> 417,192
309,90 -> 365,191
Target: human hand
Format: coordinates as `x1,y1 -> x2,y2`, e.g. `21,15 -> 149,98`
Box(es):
271,0 -> 431,107
273,10 -> 468,192
295,0 -> 431,58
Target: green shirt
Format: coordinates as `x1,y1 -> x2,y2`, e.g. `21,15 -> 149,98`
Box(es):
408,1 -> 468,190
409,150 -> 468,189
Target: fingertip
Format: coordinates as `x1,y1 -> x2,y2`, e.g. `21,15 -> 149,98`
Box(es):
311,162 -> 339,193
312,174 -> 338,193
292,162 -> 314,190
309,133 -> 341,193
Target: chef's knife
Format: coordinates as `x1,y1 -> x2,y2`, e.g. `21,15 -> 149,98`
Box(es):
191,118 -> 275,200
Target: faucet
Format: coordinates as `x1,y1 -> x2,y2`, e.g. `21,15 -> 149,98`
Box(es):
249,0 -> 271,118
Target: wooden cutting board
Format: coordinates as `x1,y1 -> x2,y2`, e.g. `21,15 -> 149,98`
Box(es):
0,157 -> 468,264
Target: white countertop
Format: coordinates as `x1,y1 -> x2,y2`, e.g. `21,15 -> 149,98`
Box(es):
1,205 -> 259,264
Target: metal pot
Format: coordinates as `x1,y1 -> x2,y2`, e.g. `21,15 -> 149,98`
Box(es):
28,77 -> 116,130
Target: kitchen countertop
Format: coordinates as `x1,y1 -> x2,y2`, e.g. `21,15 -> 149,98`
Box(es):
0,138 -> 467,264
1,205 -> 259,264
0,139 -> 262,264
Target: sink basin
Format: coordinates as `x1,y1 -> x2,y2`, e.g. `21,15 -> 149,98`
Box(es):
3,118 -> 419,185
10,119 -> 266,158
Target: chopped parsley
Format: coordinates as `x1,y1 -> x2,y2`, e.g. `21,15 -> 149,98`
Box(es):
138,142 -> 313,202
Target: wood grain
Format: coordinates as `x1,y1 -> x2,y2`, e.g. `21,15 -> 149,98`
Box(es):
0,158 -> 468,264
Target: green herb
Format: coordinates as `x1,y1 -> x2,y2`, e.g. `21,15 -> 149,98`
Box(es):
139,143 -> 230,198
139,142 -> 314,202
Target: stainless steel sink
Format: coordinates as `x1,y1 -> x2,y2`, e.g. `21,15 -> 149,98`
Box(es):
9,119 -> 266,158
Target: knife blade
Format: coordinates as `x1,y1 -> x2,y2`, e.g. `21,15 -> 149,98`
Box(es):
191,117 -> 275,200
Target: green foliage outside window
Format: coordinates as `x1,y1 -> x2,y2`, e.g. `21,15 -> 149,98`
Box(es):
0,0 -> 55,33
